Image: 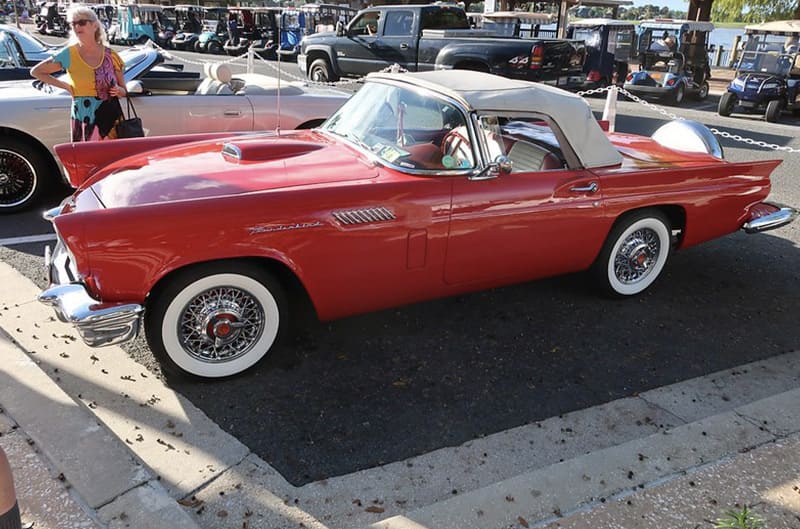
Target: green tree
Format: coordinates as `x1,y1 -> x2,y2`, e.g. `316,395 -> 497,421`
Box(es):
711,0 -> 800,22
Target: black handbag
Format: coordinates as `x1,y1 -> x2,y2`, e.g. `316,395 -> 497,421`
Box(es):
116,98 -> 144,139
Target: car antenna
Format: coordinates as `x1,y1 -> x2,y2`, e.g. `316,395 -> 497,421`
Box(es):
275,14 -> 282,136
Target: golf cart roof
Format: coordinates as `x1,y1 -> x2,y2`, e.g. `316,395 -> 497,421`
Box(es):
639,19 -> 715,32
568,18 -> 635,28
745,20 -> 800,35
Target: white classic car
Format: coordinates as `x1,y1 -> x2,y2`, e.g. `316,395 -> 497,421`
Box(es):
0,46 -> 349,213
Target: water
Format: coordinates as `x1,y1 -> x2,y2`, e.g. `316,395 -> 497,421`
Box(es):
709,27 -> 745,51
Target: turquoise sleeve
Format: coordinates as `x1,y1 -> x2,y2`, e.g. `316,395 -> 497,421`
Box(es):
52,46 -> 71,69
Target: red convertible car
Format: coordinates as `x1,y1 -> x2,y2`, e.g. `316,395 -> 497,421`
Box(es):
39,70 -> 797,379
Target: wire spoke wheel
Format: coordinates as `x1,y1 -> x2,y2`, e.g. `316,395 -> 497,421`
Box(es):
613,228 -> 660,285
0,148 -> 37,209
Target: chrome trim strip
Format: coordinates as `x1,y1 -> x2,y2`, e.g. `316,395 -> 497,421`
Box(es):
742,204 -> 798,234
38,284 -> 143,347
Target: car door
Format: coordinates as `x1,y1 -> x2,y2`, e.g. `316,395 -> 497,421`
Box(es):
129,94 -> 254,136
335,11 -> 381,76
444,121 -> 608,286
373,9 -> 417,71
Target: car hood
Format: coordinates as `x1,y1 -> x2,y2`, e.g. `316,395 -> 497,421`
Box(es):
89,131 -> 378,208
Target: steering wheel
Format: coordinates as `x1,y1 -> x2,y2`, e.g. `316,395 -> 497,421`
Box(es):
440,126 -> 472,168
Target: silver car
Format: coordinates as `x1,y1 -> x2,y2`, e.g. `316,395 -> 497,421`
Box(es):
0,46 -> 349,213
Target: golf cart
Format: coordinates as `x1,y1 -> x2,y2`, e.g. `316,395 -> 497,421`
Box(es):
171,5 -> 203,50
567,18 -> 635,88
718,20 -> 800,122
624,19 -> 714,105
301,3 -> 356,34
481,11 -> 554,38
195,6 -> 228,54
225,6 -> 281,58
112,4 -> 166,46
35,1 -> 66,37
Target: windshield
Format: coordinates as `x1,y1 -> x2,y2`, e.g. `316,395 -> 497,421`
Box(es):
322,81 -> 473,171
738,34 -> 799,75
10,28 -> 50,54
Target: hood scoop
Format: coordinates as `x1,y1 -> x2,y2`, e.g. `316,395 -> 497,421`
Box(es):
222,139 -> 324,163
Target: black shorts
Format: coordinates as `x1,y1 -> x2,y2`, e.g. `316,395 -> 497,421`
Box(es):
0,502 -> 21,529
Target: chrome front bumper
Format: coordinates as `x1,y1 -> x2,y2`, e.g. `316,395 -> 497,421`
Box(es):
38,284 -> 143,347
742,203 -> 799,234
39,229 -> 143,348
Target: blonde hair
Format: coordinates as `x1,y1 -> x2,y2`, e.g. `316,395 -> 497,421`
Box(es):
66,5 -> 108,46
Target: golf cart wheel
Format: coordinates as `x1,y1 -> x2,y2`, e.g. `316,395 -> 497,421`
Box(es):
670,83 -> 685,105
765,99 -> 783,123
694,81 -> 709,101
718,92 -> 736,116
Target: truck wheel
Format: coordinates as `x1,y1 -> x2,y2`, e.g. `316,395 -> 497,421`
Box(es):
309,58 -> 338,83
765,99 -> 783,123
718,92 -> 736,116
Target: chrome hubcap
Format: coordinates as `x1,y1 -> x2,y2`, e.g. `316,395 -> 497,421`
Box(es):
614,228 -> 660,284
179,287 -> 265,364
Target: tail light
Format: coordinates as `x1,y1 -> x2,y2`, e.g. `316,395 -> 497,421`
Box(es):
666,78 -> 677,86
529,44 -> 543,70
626,73 -> 633,81
587,70 -> 602,82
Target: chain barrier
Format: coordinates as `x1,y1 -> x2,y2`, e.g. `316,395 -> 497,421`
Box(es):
578,84 -> 800,154
142,43 -> 799,154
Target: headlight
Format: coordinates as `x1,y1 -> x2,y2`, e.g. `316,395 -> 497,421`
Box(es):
651,120 -> 724,160
731,78 -> 745,88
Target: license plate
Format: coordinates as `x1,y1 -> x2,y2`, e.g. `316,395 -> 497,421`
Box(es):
558,76 -> 568,85
649,72 -> 664,82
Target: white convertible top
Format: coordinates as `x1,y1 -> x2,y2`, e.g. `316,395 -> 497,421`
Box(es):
368,70 -> 623,169
745,20 -> 800,35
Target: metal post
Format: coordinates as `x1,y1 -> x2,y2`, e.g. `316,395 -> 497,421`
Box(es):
714,45 -> 724,67
247,46 -> 254,73
728,35 -> 741,68
602,85 -> 618,133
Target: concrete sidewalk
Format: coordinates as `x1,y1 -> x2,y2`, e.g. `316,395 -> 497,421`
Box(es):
1,259 -> 799,529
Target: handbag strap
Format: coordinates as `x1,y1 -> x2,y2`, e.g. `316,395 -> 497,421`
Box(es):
125,97 -> 138,119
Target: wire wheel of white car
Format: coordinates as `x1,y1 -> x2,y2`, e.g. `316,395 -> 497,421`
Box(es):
145,263 -> 286,378
0,139 -> 47,213
592,210 -> 671,297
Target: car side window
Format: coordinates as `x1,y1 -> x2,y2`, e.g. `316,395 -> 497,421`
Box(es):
384,11 -> 414,37
350,12 -> 380,36
478,115 -> 566,172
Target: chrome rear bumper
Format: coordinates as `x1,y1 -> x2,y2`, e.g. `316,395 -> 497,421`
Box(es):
742,203 -> 798,234
38,284 -> 143,347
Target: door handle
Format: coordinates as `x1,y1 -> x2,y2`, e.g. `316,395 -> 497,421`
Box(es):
400,43 -> 409,49
569,182 -> 598,193
224,110 -> 242,117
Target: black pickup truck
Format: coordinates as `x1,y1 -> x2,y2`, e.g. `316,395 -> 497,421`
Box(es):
297,4 -> 586,89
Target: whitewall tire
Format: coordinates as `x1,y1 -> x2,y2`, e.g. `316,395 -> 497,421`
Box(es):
593,211 -> 671,297
146,264 -> 285,378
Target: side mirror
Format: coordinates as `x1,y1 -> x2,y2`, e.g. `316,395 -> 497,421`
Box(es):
335,20 -> 345,36
495,154 -> 513,174
125,80 -> 144,95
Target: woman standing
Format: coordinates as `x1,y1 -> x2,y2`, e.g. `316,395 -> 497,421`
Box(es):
31,5 -> 126,142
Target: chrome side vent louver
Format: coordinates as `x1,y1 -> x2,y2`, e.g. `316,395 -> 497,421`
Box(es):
332,207 -> 396,225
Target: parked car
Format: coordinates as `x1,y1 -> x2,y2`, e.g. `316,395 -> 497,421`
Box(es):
0,29 -> 27,81
718,20 -> 800,122
298,4 -> 586,88
0,23 -> 58,64
624,19 -> 714,104
38,70 -> 796,379
0,46 -> 350,213
567,18 -> 635,88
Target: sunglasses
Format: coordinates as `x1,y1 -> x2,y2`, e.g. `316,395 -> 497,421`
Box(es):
70,19 -> 92,27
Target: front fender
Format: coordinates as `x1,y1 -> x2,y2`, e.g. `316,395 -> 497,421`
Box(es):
303,44 -> 340,72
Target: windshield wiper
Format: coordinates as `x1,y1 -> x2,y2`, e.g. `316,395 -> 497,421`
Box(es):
330,129 -> 373,153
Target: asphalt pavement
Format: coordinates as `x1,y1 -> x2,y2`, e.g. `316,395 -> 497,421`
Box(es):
2,259 -> 800,529
2,29 -> 800,529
